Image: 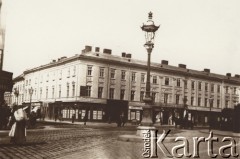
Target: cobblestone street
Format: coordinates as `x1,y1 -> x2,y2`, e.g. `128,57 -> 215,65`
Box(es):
0,122 -> 239,159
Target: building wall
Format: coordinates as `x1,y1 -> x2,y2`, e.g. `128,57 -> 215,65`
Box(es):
11,49 -> 240,123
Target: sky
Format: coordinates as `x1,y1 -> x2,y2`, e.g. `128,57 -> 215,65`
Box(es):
2,0 -> 240,78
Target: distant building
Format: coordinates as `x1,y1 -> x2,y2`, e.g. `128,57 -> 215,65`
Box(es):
12,45 -> 240,125
4,91 -> 11,106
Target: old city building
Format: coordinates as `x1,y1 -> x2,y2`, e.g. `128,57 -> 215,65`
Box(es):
12,46 -> 240,125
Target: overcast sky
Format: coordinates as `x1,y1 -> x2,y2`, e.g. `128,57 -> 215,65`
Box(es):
2,0 -> 240,77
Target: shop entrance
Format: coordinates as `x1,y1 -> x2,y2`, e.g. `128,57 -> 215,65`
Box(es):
106,100 -> 128,124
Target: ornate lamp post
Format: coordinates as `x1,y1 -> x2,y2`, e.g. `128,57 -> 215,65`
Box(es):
209,97 -> 213,131
29,87 -> 34,113
139,12 -> 159,126
14,88 -> 19,105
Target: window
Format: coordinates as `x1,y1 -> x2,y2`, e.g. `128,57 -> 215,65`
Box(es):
66,83 -> 70,97
153,76 -> 157,84
99,67 -> 104,78
121,71 -> 126,80
191,81 -> 195,90
29,79 -> 31,86
40,88 -> 42,99
176,95 -> 180,104
46,86 -> 48,99
67,68 -> 70,77
92,110 -> 103,120
184,80 -> 188,88
176,79 -> 181,87
165,77 -> 169,85
217,85 -> 220,93
164,94 -> 168,103
120,89 -> 125,100
26,80 -> 28,86
198,82 -> 201,90
152,92 -> 156,103
98,87 -> 103,98
34,89 -> 37,96
198,97 -> 201,106
210,99 -> 214,107
233,87 -> 237,94
87,66 -> 93,76
73,66 -> 76,76
86,86 -> 91,97
131,90 -> 135,101
72,83 -> 75,97
109,88 -> 114,99
132,72 -> 136,82
191,97 -> 194,106
225,86 -> 229,94
59,85 -> 61,98
205,83 -> 208,91
211,84 -> 214,92
205,98 -> 208,107
141,73 -> 145,83
110,69 -> 115,79
52,86 -> 55,98
225,100 -> 229,108
217,100 -> 220,108
140,91 -> 144,102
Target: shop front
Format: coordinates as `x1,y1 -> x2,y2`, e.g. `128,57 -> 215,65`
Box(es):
48,101 -> 106,122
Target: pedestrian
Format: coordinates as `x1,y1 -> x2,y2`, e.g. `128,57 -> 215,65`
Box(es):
120,112 -> 125,127
83,113 -> 88,125
72,113 -> 76,123
8,105 -> 28,144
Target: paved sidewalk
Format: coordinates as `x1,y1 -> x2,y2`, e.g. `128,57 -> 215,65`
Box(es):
200,129 -> 240,137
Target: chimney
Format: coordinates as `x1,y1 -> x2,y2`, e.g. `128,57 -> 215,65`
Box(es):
85,45 -> 92,52
161,60 -> 168,65
103,48 -> 112,54
203,68 -> 210,73
95,47 -> 100,52
178,64 -> 186,69
126,53 -> 132,58
235,74 -> 240,78
52,59 -> 56,63
122,52 -> 126,57
226,73 -> 231,77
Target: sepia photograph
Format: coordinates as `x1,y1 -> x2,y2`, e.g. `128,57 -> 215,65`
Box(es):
0,0 -> 240,158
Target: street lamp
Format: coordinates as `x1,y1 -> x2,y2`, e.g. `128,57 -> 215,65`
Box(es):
140,12 -> 159,126
29,87 -> 34,113
209,97 -> 214,131
14,88 -> 19,105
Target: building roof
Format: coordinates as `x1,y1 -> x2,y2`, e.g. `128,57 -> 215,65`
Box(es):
15,46 -> 240,84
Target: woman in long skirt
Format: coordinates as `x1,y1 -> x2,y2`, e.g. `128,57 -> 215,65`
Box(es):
8,106 -> 28,144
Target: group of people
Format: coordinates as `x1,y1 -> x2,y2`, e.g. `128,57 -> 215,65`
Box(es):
0,102 -> 41,145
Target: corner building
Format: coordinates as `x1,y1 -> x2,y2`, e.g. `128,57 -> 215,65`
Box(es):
12,46 -> 240,126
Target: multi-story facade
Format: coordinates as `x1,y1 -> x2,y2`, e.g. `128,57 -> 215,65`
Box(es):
12,46 -> 240,125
